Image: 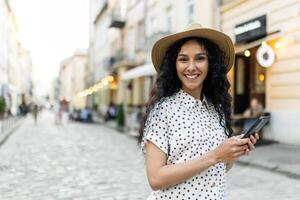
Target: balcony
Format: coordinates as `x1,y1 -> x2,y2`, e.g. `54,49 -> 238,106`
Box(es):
111,50 -> 140,69
109,9 -> 125,28
101,57 -> 114,71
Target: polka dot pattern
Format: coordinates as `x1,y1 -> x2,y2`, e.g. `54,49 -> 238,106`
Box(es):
142,89 -> 228,200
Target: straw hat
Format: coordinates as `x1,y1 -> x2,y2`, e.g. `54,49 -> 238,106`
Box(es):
151,23 -> 235,73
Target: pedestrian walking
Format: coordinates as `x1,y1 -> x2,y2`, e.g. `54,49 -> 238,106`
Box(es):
32,104 -> 39,125
139,23 -> 259,200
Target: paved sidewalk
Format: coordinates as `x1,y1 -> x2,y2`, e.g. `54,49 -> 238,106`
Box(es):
237,142 -> 300,179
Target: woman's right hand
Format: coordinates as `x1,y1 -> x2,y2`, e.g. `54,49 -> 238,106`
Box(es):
212,136 -> 250,164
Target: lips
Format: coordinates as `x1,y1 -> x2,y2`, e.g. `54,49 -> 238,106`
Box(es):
184,74 -> 200,80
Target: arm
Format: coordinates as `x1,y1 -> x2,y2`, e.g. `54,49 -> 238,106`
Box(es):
145,141 -> 217,190
145,137 -> 249,190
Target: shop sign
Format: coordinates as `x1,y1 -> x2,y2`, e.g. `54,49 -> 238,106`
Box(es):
256,44 -> 275,68
235,15 -> 266,43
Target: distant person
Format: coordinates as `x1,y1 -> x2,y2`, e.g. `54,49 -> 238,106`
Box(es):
243,97 -> 264,118
242,97 -> 264,132
105,102 -> 116,121
19,102 -> 28,116
54,103 -> 61,124
32,104 -> 39,125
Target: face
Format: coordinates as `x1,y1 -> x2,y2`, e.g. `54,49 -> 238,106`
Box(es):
176,39 -> 209,96
250,98 -> 258,108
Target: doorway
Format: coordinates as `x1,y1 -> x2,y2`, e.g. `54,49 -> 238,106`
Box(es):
233,46 -> 266,114
234,54 -> 250,114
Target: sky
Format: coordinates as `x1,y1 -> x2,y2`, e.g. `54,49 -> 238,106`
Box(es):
11,0 -> 89,97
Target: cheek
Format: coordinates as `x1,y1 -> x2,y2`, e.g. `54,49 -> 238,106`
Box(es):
175,63 -> 184,76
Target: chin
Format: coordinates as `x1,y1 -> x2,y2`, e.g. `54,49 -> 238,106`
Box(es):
183,84 -> 201,91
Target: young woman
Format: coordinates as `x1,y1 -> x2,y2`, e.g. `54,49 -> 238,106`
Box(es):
139,24 -> 259,200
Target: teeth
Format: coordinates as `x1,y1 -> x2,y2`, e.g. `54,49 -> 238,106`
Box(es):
185,74 -> 199,79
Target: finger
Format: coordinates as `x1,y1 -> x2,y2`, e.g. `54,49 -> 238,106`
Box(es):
250,135 -> 257,145
235,138 -> 250,146
255,133 -> 260,140
247,140 -> 255,150
231,145 -> 248,153
245,148 -> 250,155
230,136 -> 241,141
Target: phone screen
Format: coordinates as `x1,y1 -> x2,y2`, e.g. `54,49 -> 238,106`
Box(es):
242,116 -> 270,138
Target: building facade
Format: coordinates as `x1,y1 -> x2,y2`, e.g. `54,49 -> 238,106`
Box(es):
88,0 -> 125,117
59,50 -> 88,111
0,0 -> 33,115
220,0 -> 300,144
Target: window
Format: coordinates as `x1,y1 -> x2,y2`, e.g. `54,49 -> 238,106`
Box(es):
166,6 -> 173,32
136,21 -> 145,51
186,0 -> 194,25
150,16 -> 158,34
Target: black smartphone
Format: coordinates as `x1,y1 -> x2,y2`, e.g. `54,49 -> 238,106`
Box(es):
242,115 -> 270,139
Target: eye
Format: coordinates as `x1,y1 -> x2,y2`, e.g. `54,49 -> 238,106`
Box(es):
177,57 -> 188,62
195,55 -> 207,61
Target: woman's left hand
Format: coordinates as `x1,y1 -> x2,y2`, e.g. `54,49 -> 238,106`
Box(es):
244,133 -> 259,155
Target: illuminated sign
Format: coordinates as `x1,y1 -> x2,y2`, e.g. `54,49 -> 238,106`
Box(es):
256,44 -> 275,68
235,15 -> 266,43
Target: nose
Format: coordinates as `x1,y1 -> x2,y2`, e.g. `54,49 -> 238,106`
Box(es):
187,60 -> 197,72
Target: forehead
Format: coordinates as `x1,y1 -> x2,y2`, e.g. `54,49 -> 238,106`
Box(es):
179,39 -> 206,53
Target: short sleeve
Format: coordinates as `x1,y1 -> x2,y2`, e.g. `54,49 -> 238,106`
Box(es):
141,101 -> 169,155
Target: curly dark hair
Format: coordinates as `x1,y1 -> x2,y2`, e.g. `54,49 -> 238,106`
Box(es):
138,37 -> 233,144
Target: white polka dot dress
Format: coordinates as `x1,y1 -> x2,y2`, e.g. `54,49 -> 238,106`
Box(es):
142,89 -> 228,200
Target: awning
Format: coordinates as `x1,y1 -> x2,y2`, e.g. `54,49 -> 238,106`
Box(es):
121,63 -> 156,80
235,31 -> 282,54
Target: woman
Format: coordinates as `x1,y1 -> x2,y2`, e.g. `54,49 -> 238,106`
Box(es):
139,24 -> 259,199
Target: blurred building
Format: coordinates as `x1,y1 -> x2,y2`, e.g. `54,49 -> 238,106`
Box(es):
59,49 -> 88,111
49,77 -> 60,107
87,0 -> 125,115
220,0 -> 300,144
0,0 -> 10,97
0,0 -> 33,115
18,45 -> 33,102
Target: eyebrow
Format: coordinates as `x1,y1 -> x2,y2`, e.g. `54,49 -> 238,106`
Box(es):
177,53 -> 207,57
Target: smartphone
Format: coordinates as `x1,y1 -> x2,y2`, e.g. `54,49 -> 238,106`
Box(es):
242,115 -> 270,139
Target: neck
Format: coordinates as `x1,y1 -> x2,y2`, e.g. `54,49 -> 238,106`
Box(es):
181,85 -> 203,100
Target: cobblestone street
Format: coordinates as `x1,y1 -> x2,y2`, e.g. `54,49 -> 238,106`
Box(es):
0,111 -> 150,200
0,111 -> 299,200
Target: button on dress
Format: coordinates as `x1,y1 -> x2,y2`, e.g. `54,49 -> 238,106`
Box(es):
142,89 -> 228,200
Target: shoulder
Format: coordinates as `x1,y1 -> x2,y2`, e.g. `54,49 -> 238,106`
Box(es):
154,94 -> 176,110
148,95 -> 177,121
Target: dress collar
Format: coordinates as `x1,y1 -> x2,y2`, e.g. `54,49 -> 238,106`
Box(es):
175,89 -> 209,111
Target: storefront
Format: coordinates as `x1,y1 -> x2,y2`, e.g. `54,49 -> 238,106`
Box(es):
221,0 -> 300,145
120,63 -> 156,135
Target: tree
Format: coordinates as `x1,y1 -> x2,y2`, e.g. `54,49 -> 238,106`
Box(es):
0,96 -> 6,119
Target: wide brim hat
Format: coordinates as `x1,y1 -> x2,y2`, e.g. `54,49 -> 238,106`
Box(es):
151,23 -> 235,73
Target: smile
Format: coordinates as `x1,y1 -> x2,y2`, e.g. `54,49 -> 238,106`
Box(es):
184,74 -> 200,80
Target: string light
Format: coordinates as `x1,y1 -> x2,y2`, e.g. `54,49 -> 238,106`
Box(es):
244,50 -> 251,57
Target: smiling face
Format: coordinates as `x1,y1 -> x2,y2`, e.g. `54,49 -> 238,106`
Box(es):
176,39 -> 209,99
